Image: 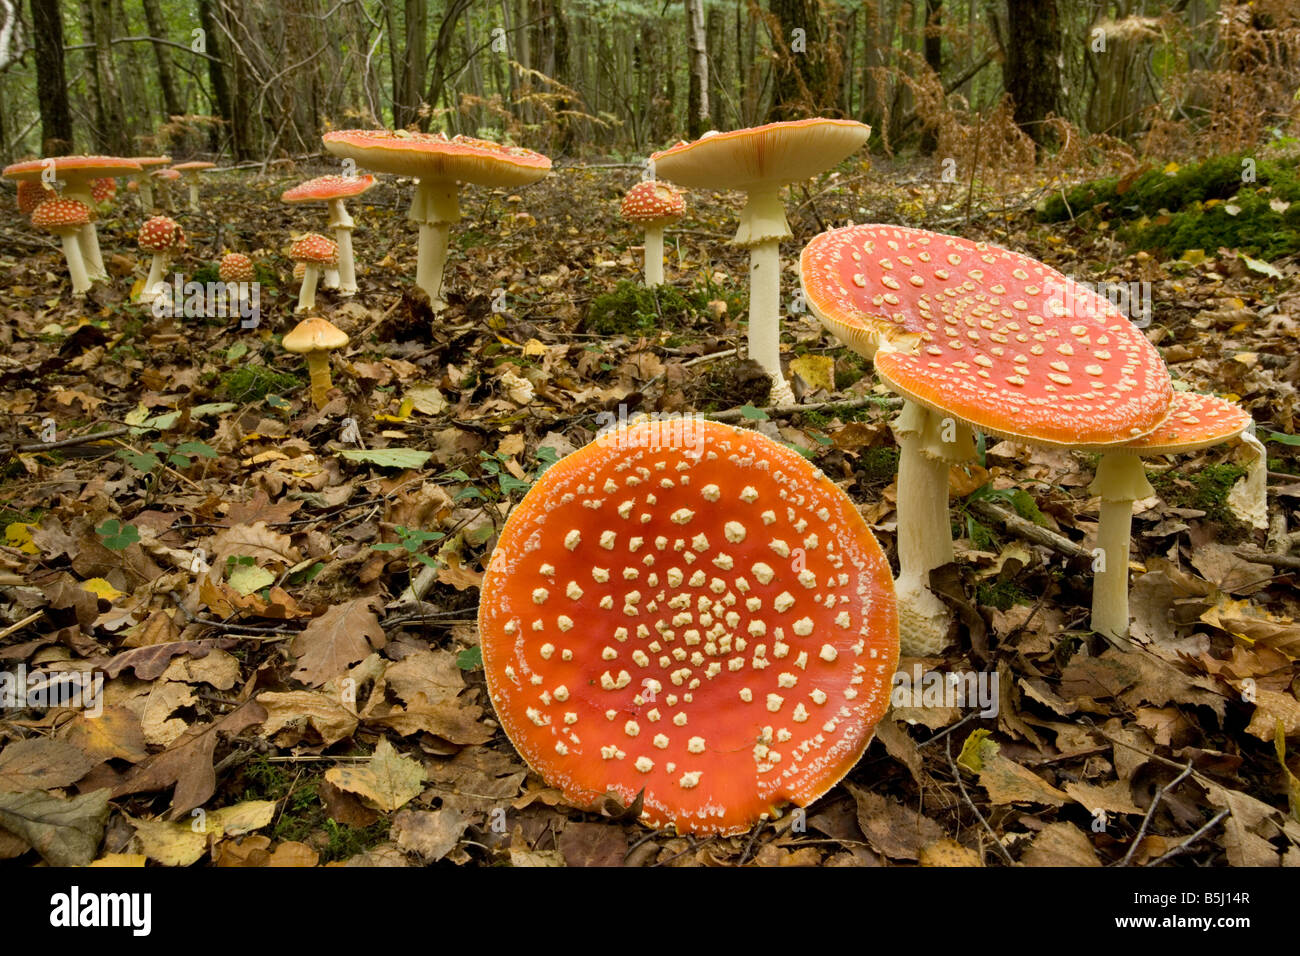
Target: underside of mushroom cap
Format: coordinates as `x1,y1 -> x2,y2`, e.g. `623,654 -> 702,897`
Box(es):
801,223 -> 1173,448
478,419 -> 898,836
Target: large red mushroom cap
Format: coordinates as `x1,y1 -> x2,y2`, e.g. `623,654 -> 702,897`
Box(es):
478,419 -> 899,836
621,181 -> 685,226
281,174 -> 377,204
289,233 -> 338,267
152,168 -> 181,182
138,215 -> 184,252
321,130 -> 551,186
30,198 -> 93,232
3,155 -> 142,188
800,223 -> 1173,447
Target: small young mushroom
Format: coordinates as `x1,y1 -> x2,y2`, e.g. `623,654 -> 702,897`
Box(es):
137,216 -> 185,304
1090,391 -> 1254,641
281,174 -> 376,296
171,161 -> 216,212
90,177 -> 116,213
218,252 -> 255,284
17,180 -> 56,217
126,156 -> 172,211
478,418 -> 899,836
283,316 -> 349,409
288,233 -> 338,313
620,181 -> 685,287
30,198 -> 94,294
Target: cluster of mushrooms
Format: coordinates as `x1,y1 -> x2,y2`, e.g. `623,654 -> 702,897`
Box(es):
4,121 -> 1269,839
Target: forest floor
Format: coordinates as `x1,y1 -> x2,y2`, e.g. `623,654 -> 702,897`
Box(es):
1,152 -> 1298,867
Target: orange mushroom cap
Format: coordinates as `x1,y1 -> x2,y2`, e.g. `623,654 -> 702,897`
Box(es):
800,223 -> 1173,448
31,198 -> 93,231
1125,390 -> 1251,454
621,180 -> 685,226
3,155 -> 142,187
218,252 -> 256,283
281,174 -> 377,203
172,161 -> 216,173
17,180 -> 57,216
138,216 -> 185,252
478,419 -> 899,836
90,177 -> 117,204
288,233 -> 338,266
322,130 -> 551,186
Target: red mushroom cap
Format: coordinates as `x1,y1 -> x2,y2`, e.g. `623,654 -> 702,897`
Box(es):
128,156 -> 173,169
478,419 -> 899,836
90,177 -> 117,204
30,198 -> 93,231
171,161 -> 216,173
288,233 -> 338,266
620,180 -> 685,226
281,174 -> 377,203
138,215 -> 185,252
322,130 -> 551,186
3,156 -> 142,187
152,168 -> 181,182
1125,390 -> 1251,455
800,223 -> 1172,448
218,252 -> 256,283
17,180 -> 57,216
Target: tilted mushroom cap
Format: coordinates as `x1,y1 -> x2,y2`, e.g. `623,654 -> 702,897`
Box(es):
621,180 -> 685,226
138,216 -> 184,252
31,198 -> 93,231
283,316 -> 349,353
322,130 -> 551,187
17,180 -> 57,216
478,418 -> 899,836
152,168 -> 181,182
281,174 -> 377,203
90,177 -> 116,203
1125,390 -> 1251,455
289,233 -> 338,266
650,119 -> 870,193
800,223 -> 1172,448
172,161 -> 216,173
3,155 -> 142,187
218,253 -> 256,283
129,156 -> 173,170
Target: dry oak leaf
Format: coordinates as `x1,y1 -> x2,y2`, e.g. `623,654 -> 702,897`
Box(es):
364,694 -> 494,744
846,782 -> 945,861
102,639 -> 231,681
0,788 -> 110,867
61,707 -> 149,763
1020,822 -> 1101,867
112,699 -> 267,817
208,521 -> 301,568
385,648 -> 465,706
1245,691 -> 1300,741
556,820 -> 630,868
291,596 -> 387,686
325,738 -> 425,812
1063,779 -> 1142,816
257,690 -> 358,746
0,738 -> 98,793
958,730 -> 1069,807
392,807 -> 471,863
918,838 -> 983,867
1203,784 -> 1292,867
126,815 -> 206,866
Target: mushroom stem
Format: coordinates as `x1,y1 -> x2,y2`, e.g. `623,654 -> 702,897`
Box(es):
334,226 -> 358,295
749,237 -> 795,405
1089,452 -> 1153,641
187,179 -> 200,212
297,265 -> 320,313
415,221 -> 450,308
892,401 -> 974,656
323,266 -> 340,290
57,230 -> 92,295
137,177 -> 154,211
140,252 -> 171,303
303,350 -> 333,410
64,186 -> 107,282
643,224 -> 665,287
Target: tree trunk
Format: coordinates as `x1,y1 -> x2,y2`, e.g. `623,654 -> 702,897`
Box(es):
767,0 -> 840,120
395,0 -> 426,128
685,0 -> 709,137
920,0 -> 942,153
423,0 -> 472,133
29,0 -> 73,154
198,0 -> 241,157
141,0 -> 183,121
1004,0 -> 1060,147
90,0 -> 128,152
706,2 -> 725,128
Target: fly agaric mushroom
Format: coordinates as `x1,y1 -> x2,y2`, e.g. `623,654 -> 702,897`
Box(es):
171,161 -> 216,212
218,252 -> 255,284
283,316 -> 349,409
127,156 -> 172,211
90,177 -> 116,212
137,216 -> 185,304
478,418 -> 899,836
799,223 -> 1171,656
3,155 -> 142,282
281,174 -> 376,297
322,130 -> 551,308
651,119 -> 871,405
30,198 -> 94,294
289,233 -> 338,313
17,180 -> 56,217
1090,390 -> 1255,641
621,180 -> 685,287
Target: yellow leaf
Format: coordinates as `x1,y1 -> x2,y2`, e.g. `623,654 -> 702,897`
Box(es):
374,396 -> 415,423
4,522 -> 39,554
87,853 -> 148,867
1163,162 -> 1180,174
523,338 -> 547,357
957,728 -> 994,772
81,577 -> 125,602
1180,249 -> 1207,265
788,354 -> 836,394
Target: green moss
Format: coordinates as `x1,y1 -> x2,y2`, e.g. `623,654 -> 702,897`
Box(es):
584,277 -> 746,336
219,364 -> 303,402
859,446 -> 900,483
1039,154 -> 1252,222
975,579 -> 1032,611
192,263 -> 220,285
833,350 -> 872,391
1150,462 -> 1247,524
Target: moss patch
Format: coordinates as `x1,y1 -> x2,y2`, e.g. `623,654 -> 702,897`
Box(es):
1150,462 -> 1247,525
219,364 -> 303,403
584,278 -> 746,336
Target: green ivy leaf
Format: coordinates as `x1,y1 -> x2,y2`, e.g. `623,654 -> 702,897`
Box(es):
738,403 -> 768,421
96,519 -> 140,551
456,646 -> 483,671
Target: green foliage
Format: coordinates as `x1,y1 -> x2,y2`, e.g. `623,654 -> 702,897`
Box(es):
584,277 -> 745,336
858,446 -> 900,484
372,527 -> 445,568
220,364 -> 303,402
1039,154 -> 1300,259
192,263 -> 220,285
1150,462 -> 1247,525
975,579 -> 1033,611
95,519 -> 140,550
118,440 -> 217,474
456,646 -> 483,671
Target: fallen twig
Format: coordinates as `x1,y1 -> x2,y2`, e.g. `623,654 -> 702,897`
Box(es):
5,425 -> 131,455
1145,809 -> 1231,867
1117,761 -> 1194,867
967,499 -> 1090,561
946,735 -> 1017,865
709,394 -> 899,423
1233,547 -> 1300,571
